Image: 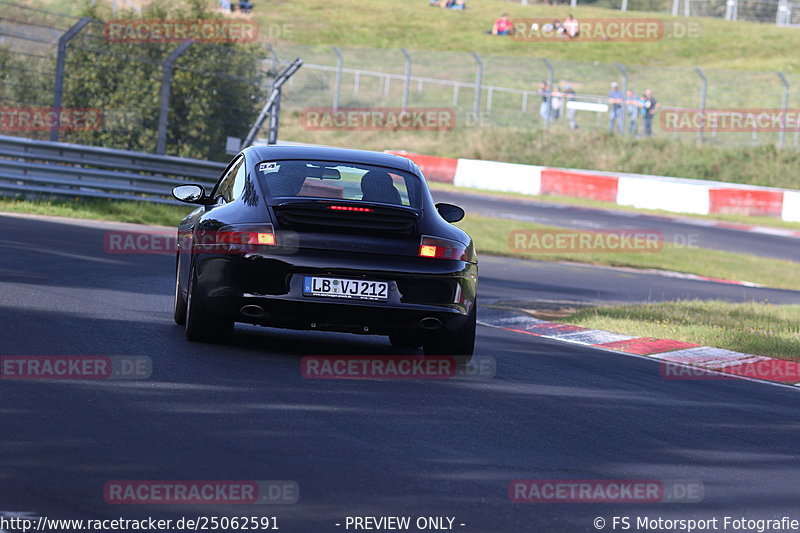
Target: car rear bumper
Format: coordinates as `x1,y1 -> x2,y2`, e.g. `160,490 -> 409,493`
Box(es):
214,295 -> 470,335
192,251 -> 477,335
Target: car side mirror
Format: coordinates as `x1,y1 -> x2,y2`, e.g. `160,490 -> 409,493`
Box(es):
172,184 -> 208,204
435,202 -> 465,223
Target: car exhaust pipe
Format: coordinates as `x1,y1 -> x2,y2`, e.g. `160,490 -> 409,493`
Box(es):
419,317 -> 442,330
240,305 -> 265,318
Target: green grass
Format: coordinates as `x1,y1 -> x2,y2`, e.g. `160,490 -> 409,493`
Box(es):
32,0 -> 800,75
561,300 -> 800,360
28,0 -> 800,71
428,182 -> 800,231
252,0 -> 800,72
458,213 -> 800,290
0,198 -> 191,226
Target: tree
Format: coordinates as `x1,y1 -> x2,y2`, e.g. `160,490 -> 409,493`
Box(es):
60,0 -> 270,160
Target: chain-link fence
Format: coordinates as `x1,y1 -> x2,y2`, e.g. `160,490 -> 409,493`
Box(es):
0,1 -> 294,161
2,1 -> 798,154
273,44 -> 800,148
511,0 -> 800,25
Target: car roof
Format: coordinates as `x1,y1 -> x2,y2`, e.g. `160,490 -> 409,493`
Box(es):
245,145 -> 415,173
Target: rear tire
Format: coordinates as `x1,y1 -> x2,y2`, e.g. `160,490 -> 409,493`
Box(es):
173,255 -> 187,326
185,262 -> 233,343
423,304 -> 476,365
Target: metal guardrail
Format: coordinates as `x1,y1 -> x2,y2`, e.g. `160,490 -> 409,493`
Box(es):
0,135 -> 226,204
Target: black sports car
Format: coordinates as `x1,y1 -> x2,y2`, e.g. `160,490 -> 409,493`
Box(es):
172,145 -> 477,363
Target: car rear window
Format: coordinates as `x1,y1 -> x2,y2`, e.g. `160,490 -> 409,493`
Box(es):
256,160 -> 421,208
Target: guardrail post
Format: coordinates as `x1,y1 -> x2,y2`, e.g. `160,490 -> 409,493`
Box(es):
51,17 -> 92,142
243,58 -> 303,147
156,41 -> 193,155
401,48 -> 412,112
471,53 -> 483,122
542,58 -> 554,128
616,62 -> 628,134
695,67 -> 707,145
777,72 -> 789,148
332,46 -> 343,111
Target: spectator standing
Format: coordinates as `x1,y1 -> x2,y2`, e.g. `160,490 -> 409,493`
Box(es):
492,13 -> 512,35
625,89 -> 641,135
608,82 -> 623,134
239,0 -> 253,13
551,86 -> 563,121
538,81 -> 551,125
219,0 -> 231,11
642,89 -> 659,137
562,85 -> 578,129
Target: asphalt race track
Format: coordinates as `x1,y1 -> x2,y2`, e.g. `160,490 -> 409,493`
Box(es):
2,212 -> 800,532
477,255 -> 800,306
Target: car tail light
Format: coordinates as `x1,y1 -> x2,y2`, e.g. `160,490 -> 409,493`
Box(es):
418,236 -> 468,260
328,205 -> 373,212
215,228 -> 277,246
195,224 -> 277,254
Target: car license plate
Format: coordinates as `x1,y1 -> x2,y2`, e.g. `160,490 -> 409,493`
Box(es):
303,276 -> 388,301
